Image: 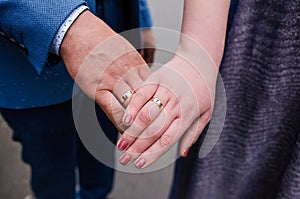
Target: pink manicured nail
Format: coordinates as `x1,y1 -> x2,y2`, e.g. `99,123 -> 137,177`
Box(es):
123,114 -> 132,125
117,140 -> 128,151
135,158 -> 146,169
120,154 -> 131,165
183,148 -> 190,157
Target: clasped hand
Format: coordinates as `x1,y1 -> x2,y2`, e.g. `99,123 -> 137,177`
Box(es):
76,39 -> 216,169
116,48 -> 217,169
62,11 -> 218,169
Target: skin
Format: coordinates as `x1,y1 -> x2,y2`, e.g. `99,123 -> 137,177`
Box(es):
118,0 -> 231,169
60,2 -> 230,169
60,10 -> 152,131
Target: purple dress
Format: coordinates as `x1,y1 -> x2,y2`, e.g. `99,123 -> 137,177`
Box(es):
170,0 -> 300,198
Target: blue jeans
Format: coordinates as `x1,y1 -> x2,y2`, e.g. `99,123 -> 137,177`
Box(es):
0,98 -> 118,199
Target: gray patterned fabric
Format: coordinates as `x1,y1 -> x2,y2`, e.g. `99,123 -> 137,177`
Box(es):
170,0 -> 300,198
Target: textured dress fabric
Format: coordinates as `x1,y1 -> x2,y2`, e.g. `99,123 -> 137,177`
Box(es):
170,0 -> 300,198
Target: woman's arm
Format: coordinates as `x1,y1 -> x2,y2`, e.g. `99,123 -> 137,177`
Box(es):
117,0 -> 230,168
180,0 -> 230,66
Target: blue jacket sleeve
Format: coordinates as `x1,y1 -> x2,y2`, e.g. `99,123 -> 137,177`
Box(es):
139,0 -> 153,28
0,0 -> 89,74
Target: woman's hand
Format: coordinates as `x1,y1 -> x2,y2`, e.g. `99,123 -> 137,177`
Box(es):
117,47 -> 218,168
116,0 -> 229,167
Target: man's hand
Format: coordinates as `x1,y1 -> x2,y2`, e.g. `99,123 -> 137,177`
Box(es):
61,10 -> 151,131
117,52 -> 217,168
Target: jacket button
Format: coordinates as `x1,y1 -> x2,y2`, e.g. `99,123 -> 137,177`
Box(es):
19,43 -> 26,49
9,37 -> 16,44
0,31 -> 6,37
19,44 -> 28,55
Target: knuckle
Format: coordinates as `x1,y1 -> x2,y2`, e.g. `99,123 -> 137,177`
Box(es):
108,67 -> 122,80
173,94 -> 181,104
186,101 -> 195,112
127,101 -> 139,113
128,143 -> 145,154
97,98 -> 108,110
138,66 -> 151,79
116,121 -> 127,132
160,134 -> 173,147
97,100 -> 111,114
123,129 -> 138,140
142,128 -> 161,139
111,106 -> 124,119
135,88 -> 148,100
121,134 -> 134,144
138,110 -> 152,126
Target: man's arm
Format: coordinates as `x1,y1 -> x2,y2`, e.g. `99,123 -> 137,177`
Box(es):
0,0 -> 88,73
60,10 -> 151,131
60,10 -> 116,76
0,1 -> 150,130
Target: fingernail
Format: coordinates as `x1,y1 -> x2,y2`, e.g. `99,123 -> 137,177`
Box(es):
120,154 -> 131,165
183,148 -> 190,157
123,114 -> 132,125
135,158 -> 146,169
117,140 -> 128,151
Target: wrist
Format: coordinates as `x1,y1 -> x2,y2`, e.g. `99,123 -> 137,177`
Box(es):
174,40 -> 219,94
51,5 -> 89,56
61,10 -> 116,77
178,33 -> 225,68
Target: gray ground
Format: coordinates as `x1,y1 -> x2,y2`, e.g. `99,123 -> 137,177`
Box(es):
0,115 -> 175,199
0,1 -> 184,198
0,113 -> 175,199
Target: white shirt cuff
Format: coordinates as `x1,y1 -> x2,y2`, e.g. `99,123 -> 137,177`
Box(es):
50,5 -> 89,56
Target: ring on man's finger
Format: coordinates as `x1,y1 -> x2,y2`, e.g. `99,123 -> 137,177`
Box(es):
121,89 -> 135,104
150,97 -> 164,111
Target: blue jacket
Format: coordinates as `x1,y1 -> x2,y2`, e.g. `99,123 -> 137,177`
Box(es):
0,0 -> 152,109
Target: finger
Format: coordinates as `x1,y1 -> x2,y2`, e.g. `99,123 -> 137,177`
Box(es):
118,86 -> 171,148
118,104 -> 178,165
134,118 -> 183,169
117,93 -> 176,153
113,65 -> 150,108
122,65 -> 150,90
179,110 -> 211,157
138,64 -> 151,80
117,102 -> 161,151
122,83 -> 158,126
112,79 -> 135,107
95,90 -> 127,132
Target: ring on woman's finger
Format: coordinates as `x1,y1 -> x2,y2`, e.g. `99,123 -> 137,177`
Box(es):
150,97 -> 164,111
121,89 -> 135,104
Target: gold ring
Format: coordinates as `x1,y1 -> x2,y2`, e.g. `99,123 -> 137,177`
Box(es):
121,89 -> 135,103
150,97 -> 164,110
